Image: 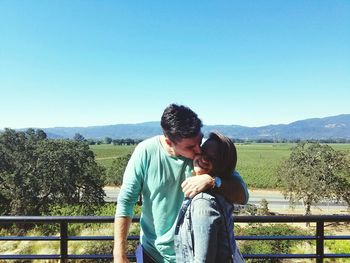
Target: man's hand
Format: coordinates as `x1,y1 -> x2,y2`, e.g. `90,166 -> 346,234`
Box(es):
181,174 -> 214,198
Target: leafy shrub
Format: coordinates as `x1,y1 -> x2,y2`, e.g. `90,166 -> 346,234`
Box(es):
257,198 -> 270,215
36,203 -> 117,236
325,240 -> 350,254
236,224 -> 310,263
324,239 -> 350,263
234,204 -> 258,215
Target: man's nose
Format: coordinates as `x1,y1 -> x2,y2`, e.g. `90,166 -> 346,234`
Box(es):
193,145 -> 201,155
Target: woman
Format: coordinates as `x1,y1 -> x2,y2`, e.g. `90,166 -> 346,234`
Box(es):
174,132 -> 245,263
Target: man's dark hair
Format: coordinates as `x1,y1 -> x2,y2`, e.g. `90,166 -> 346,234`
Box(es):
161,104 -> 203,143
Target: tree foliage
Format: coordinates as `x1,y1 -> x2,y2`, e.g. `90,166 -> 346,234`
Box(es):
277,142 -> 350,215
106,154 -> 131,186
73,133 -> 85,142
104,137 -> 112,144
328,152 -> 350,206
0,129 -> 106,215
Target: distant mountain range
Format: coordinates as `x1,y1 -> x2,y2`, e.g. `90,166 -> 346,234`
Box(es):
4,114 -> 350,140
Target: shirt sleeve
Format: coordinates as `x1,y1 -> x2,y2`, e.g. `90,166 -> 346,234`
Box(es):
232,171 -> 249,205
191,196 -> 221,263
115,143 -> 145,217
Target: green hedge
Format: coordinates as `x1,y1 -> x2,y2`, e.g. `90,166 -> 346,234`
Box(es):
236,223 -> 310,263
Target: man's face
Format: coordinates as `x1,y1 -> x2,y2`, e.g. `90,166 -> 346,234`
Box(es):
171,133 -> 203,159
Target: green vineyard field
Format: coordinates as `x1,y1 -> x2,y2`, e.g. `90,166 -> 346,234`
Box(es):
91,143 -> 350,189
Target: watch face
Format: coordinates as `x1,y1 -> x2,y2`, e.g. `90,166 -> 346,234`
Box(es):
215,177 -> 222,188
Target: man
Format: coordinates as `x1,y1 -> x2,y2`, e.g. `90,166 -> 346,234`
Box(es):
114,104 -> 248,263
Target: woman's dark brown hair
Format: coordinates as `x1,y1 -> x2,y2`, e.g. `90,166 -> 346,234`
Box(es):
207,131 -> 237,179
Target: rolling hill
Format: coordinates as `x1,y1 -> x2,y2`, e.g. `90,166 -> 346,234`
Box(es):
43,114 -> 350,140
3,114 -> 350,140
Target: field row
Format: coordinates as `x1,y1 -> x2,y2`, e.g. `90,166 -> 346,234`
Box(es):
91,143 -> 350,189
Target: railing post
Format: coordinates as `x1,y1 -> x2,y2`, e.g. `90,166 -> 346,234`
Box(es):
316,221 -> 324,263
60,221 -> 68,263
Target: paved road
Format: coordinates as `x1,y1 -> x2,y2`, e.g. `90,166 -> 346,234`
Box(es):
248,191 -> 347,211
104,187 -> 348,211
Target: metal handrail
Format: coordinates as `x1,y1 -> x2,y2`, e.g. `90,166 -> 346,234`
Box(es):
0,215 -> 349,262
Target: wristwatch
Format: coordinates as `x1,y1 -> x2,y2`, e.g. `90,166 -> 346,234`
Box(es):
214,176 -> 222,188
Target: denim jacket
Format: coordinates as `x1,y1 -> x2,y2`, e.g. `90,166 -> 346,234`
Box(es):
174,191 -> 240,263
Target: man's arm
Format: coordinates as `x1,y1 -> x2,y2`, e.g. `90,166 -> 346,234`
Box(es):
218,175 -> 248,204
114,143 -> 145,262
113,217 -> 132,263
181,172 -> 248,204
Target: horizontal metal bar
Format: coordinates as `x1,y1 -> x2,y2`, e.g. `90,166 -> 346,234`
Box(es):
67,254 -> 135,261
0,216 -> 115,223
67,235 -> 139,241
243,253 -> 318,259
0,235 -> 141,242
237,235 -> 316,240
325,235 -> 350,240
68,236 -> 113,241
1,254 -> 348,260
236,215 -> 350,223
68,254 -> 113,259
0,255 -> 60,260
0,236 -> 59,241
0,254 -> 132,260
67,235 -> 350,242
1,215 -> 350,223
243,253 -> 350,259
1,235 -> 348,242
324,253 -> 350,258
68,253 -> 136,260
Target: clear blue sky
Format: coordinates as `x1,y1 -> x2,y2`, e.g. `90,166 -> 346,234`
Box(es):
1,1 -> 349,129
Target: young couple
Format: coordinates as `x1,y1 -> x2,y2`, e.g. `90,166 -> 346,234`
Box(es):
114,104 -> 248,263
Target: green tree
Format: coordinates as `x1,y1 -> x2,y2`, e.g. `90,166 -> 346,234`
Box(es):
277,142 -> 348,216
0,129 -> 105,215
106,154 -> 131,185
87,139 -> 96,145
112,139 -> 119,145
327,151 -> 350,207
104,137 -> 113,144
73,133 -> 85,142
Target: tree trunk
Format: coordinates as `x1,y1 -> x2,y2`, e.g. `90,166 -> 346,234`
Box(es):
304,197 -> 312,227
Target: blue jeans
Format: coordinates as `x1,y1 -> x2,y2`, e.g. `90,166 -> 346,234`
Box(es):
136,244 -> 157,263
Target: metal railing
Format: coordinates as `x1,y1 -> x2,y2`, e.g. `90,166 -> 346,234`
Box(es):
0,215 -> 349,262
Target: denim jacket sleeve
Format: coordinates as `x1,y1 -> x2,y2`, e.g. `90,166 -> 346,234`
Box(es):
191,194 -> 222,263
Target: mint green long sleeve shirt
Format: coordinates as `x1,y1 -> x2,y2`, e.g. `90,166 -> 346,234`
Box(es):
116,136 -> 193,263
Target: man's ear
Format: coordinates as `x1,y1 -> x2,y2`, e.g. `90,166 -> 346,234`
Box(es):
165,137 -> 174,147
